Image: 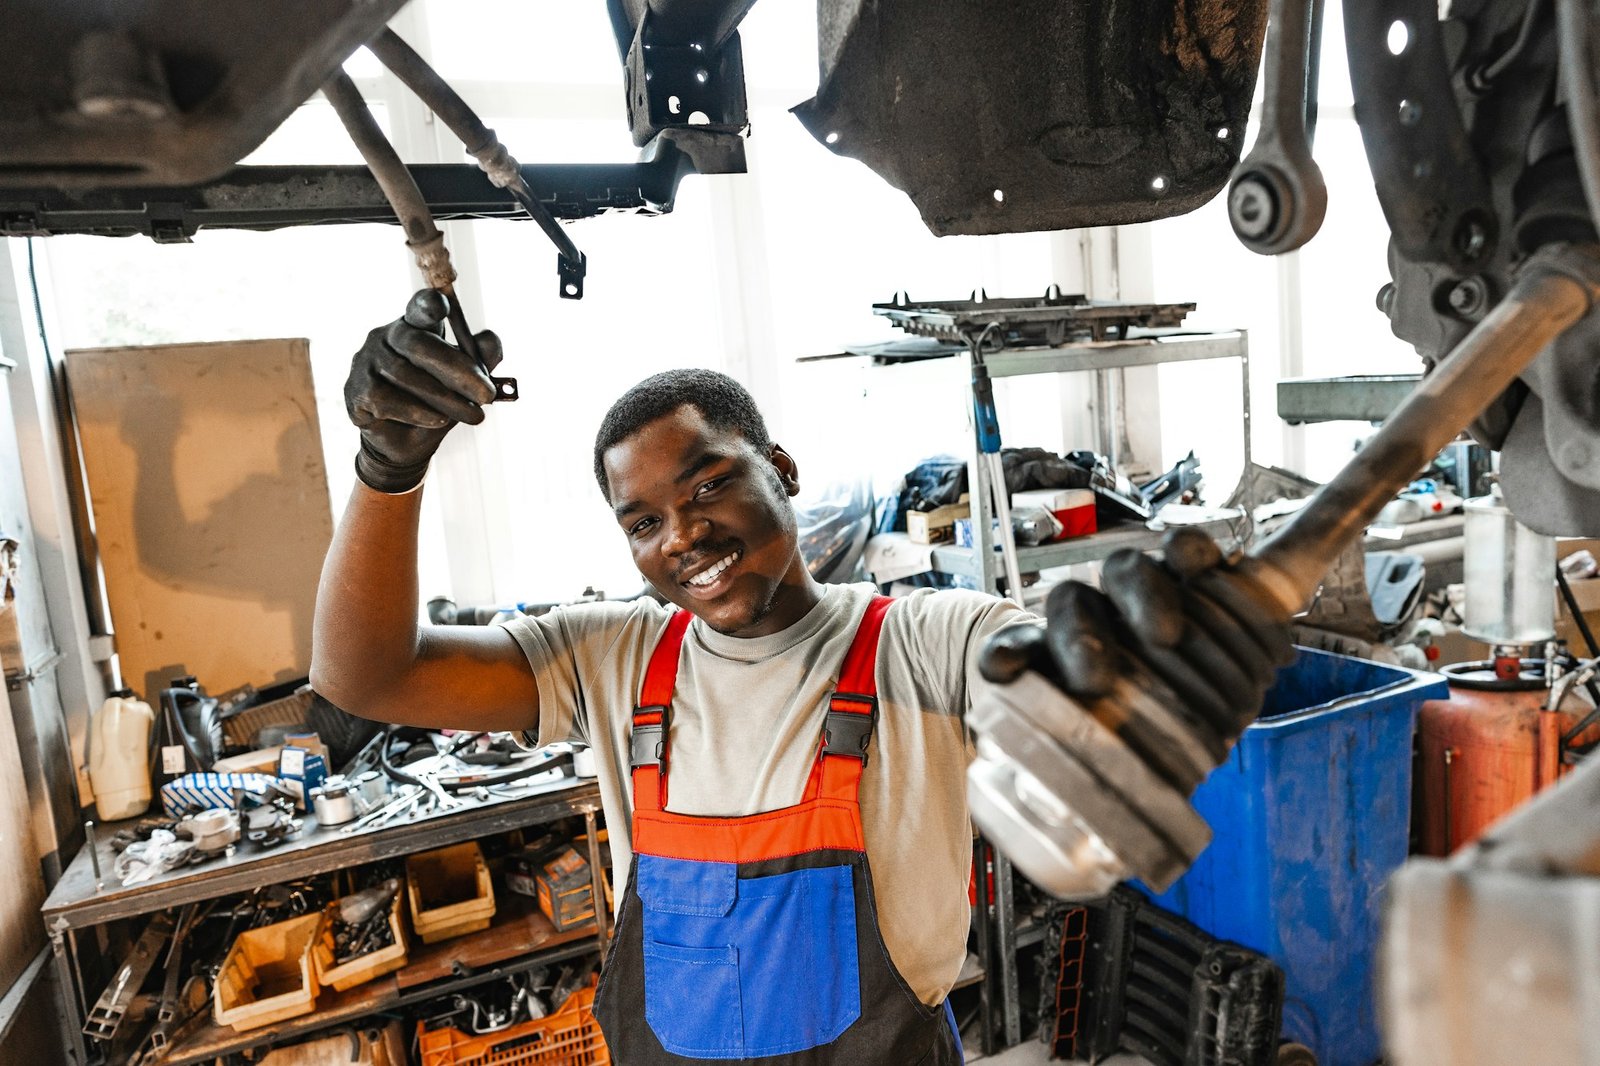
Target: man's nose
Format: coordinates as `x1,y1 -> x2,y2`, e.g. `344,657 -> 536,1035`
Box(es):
661,511 -> 709,557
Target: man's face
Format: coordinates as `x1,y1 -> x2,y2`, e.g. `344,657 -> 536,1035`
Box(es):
604,405 -> 812,637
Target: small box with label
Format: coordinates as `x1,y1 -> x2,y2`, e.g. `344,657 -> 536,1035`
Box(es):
535,846 -> 598,932
276,746 -> 328,810
1011,488 -> 1097,540
907,495 -> 972,545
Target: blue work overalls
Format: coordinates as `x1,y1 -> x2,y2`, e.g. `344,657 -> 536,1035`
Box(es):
593,596 -> 966,1064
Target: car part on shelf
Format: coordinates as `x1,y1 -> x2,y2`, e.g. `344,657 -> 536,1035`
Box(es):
1226,0 -> 1327,254
969,243 -> 1600,898
310,775 -> 361,827
177,806 -> 240,855
322,70 -> 518,403
792,0 -> 1270,236
82,910 -> 176,1042
872,288 -> 1196,346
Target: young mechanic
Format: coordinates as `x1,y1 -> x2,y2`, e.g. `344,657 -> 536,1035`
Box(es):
312,291 -> 1287,1065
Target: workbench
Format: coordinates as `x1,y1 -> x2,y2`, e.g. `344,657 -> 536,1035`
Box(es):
42,775 -> 605,1065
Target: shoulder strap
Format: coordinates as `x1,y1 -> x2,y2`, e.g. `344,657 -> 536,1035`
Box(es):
630,609 -> 692,813
811,595 -> 893,803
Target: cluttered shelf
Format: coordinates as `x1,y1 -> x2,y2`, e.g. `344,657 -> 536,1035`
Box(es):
159,894 -> 599,1066
43,778 -> 602,931
925,515 -> 1244,581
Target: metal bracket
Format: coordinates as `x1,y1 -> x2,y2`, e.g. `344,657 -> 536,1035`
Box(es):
558,252 -> 588,301
83,912 -> 175,1042
5,649 -> 65,692
1344,0 -> 1497,269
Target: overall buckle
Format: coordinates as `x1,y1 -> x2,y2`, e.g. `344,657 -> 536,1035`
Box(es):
823,694 -> 877,763
631,705 -> 669,769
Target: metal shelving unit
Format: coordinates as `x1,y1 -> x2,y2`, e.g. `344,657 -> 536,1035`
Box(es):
42,777 -> 604,1065
946,330 -> 1253,598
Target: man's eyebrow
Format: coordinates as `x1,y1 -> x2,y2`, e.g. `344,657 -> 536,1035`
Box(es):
612,451 -> 734,520
675,451 -> 726,484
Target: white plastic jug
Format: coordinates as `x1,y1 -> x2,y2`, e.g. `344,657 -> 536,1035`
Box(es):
88,691 -> 155,820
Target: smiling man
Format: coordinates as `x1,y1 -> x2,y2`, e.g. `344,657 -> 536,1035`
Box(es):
314,291 -> 1024,1065
313,291 -> 1290,1066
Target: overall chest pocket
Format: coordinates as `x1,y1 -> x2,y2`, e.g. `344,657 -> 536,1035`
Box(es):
637,854 -> 862,1058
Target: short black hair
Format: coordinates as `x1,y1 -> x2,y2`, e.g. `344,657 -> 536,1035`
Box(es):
593,368 -> 772,499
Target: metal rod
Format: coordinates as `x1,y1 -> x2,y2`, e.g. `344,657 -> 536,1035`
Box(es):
366,28 -> 586,279
85,820 -> 102,891
1244,245 -> 1600,613
321,70 -> 518,398
583,809 -> 610,961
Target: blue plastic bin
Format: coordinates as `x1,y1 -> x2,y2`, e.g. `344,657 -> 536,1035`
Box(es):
1144,647 -> 1447,1066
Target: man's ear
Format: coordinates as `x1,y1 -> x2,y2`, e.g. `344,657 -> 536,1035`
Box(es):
769,444 -> 801,497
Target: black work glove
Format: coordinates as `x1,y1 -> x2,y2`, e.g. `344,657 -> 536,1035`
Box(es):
980,526 -> 1296,755
344,289 -> 502,494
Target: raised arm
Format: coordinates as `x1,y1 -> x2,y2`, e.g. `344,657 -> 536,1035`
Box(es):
310,291 -> 538,732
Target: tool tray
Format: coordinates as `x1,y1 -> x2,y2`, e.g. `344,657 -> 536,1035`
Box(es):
417,984 -> 609,1066
315,888 -> 409,992
407,842 -> 496,944
212,911 -> 325,1033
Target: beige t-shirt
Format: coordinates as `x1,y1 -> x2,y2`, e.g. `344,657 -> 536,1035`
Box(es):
502,581 -> 1029,1006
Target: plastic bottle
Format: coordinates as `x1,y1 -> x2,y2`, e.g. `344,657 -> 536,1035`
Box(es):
88,689 -> 155,820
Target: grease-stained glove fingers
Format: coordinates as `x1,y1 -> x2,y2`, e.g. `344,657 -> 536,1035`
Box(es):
475,329 -> 503,371
402,288 -> 450,333
1161,525 -> 1224,578
1101,550 -> 1186,648
350,373 -> 454,430
345,289 -> 503,494
1192,568 -> 1297,668
1100,543 -> 1268,739
978,624 -> 1055,686
371,348 -> 485,426
385,318 -> 496,407
1042,581 -> 1124,701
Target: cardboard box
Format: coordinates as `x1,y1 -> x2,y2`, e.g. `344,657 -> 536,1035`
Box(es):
535,847 -> 598,932
907,495 -> 971,545
1011,488 -> 1097,540
275,746 -> 327,810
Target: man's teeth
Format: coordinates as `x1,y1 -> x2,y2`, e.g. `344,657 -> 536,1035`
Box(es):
687,552 -> 739,587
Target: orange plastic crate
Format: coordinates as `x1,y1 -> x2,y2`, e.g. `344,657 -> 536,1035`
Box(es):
417,985 -> 609,1066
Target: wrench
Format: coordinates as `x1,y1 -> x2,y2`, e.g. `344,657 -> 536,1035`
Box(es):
339,786 -> 422,834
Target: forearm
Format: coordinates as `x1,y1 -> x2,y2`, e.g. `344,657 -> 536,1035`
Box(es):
312,481 -> 429,714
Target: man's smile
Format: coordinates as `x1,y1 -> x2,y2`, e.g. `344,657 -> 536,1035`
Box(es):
680,548 -> 743,593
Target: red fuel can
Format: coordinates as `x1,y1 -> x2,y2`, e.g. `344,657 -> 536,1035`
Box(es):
1416,662 -> 1598,855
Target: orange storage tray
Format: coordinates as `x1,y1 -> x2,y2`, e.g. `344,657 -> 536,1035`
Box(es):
417,985 -> 608,1066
